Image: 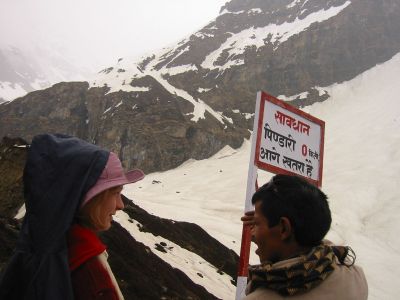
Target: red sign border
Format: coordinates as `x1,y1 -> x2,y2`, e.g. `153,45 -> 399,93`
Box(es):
254,91 -> 325,187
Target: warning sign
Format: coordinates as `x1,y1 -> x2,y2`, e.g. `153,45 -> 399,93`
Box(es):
254,91 -> 325,186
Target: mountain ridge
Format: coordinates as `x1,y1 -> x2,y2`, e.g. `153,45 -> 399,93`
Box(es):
1,0 -> 399,175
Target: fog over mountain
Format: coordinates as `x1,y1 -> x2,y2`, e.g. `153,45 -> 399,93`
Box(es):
1,1 -> 400,298
0,0 -> 226,102
0,43 -> 91,102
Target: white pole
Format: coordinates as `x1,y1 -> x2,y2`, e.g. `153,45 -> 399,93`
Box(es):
235,92 -> 261,300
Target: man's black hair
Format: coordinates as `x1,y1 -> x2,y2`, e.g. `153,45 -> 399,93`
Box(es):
252,174 -> 331,247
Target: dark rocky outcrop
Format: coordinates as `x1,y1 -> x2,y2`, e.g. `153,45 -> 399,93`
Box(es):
100,222 -> 220,300
0,137 -> 27,218
0,81 -> 247,173
0,137 -> 27,271
0,137 -> 237,299
122,197 -> 239,281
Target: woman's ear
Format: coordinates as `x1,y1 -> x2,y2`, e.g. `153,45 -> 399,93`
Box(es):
279,217 -> 293,241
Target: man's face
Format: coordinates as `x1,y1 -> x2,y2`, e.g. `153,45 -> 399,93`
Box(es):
251,200 -> 283,263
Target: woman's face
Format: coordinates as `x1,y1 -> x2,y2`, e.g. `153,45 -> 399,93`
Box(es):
97,186 -> 124,231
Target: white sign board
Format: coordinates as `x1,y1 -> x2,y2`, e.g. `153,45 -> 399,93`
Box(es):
255,91 -> 325,186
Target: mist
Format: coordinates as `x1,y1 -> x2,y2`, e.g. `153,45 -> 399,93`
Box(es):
0,0 -> 227,71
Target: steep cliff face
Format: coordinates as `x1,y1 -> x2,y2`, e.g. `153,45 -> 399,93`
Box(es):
0,83 -> 90,142
1,0 -> 399,171
153,0 -> 400,108
0,81 -> 247,172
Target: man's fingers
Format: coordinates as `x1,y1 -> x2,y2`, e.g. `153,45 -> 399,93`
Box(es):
241,211 -> 255,226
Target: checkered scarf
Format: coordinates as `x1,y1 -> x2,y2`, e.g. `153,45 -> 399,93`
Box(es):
247,244 -> 355,296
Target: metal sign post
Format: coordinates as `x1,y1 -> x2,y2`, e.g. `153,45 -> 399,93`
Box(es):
235,93 -> 260,300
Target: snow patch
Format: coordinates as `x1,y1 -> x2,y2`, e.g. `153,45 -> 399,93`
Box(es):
0,81 -> 27,101
15,204 -> 26,220
243,113 -> 254,120
164,46 -> 191,66
301,0 -> 310,8
163,64 -> 198,76
248,8 -> 262,14
217,112 -> 233,124
287,0 -> 302,9
220,9 -> 245,15
106,86 -> 150,95
314,86 -> 329,96
277,91 -> 309,101
197,87 -> 212,93
194,31 -> 215,39
90,60 -> 150,94
232,109 -> 254,120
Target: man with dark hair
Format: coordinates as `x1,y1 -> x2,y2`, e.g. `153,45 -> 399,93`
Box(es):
242,174 -> 368,300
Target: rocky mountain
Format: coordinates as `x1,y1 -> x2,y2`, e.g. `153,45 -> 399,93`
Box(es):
0,137 -> 238,299
0,81 -> 247,173
1,0 -> 400,172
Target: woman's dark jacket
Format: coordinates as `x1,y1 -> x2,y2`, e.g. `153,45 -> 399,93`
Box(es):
0,134 -> 108,300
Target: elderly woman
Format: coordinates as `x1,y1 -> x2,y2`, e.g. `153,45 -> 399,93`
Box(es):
0,134 -> 144,300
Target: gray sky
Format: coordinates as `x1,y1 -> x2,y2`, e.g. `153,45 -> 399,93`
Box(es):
0,0 -> 227,70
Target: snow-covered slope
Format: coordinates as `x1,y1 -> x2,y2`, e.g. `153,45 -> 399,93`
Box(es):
91,0 -> 358,125
92,0 -> 400,129
124,53 -> 400,299
0,44 -> 92,102
115,211 -> 235,299
91,54 -> 233,124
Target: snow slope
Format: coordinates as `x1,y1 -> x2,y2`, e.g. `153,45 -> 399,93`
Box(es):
92,1 -> 354,126
92,55 -> 232,124
0,44 -> 92,102
115,211 -> 235,299
124,53 -> 400,299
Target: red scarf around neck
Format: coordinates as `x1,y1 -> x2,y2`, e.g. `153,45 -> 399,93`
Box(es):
67,224 -> 106,271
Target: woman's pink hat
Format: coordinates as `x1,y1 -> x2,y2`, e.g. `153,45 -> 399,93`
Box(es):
81,152 -> 145,208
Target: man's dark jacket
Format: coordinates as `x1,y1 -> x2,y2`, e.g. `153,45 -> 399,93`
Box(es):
0,134 -> 109,299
